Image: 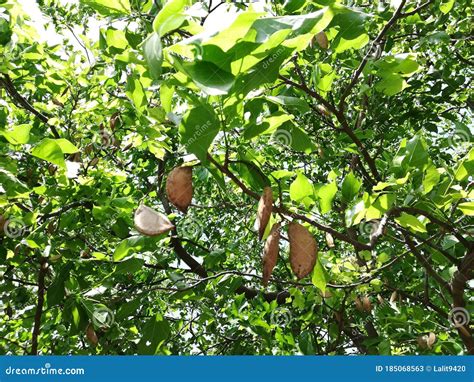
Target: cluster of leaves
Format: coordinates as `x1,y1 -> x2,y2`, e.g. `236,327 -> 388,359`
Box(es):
0,0 -> 472,355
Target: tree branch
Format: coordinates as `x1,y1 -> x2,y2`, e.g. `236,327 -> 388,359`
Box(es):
0,73 -> 60,139
339,0 -> 408,108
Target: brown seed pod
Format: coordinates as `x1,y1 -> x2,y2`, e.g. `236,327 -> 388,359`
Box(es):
315,31 -> 329,49
377,294 -> 385,305
354,296 -> 364,312
0,214 -> 6,235
426,332 -> 436,348
86,323 -> 98,347
288,222 -> 318,279
325,232 -> 335,248
166,166 -> 193,213
320,290 -> 332,298
257,187 -> 273,240
48,164 -> 57,176
89,157 -> 99,167
47,221 -> 55,234
134,205 -> 174,236
390,291 -> 398,303
317,104 -> 331,117
84,143 -> 94,155
417,335 -> 428,350
417,333 -> 435,350
362,295 -> 372,313
262,223 -> 280,286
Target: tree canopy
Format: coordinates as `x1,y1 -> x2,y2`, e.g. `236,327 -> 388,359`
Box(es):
0,0 -> 473,355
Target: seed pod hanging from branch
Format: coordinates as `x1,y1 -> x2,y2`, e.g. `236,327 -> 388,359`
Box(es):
262,223 -> 281,286
256,187 -> 273,240
134,205 -> 174,236
288,222 -> 318,279
166,166 -> 193,213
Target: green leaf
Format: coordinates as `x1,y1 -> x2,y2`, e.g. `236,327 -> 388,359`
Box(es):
244,113 -> 293,140
173,57 -> 235,96
138,314 -> 171,354
0,18 -> 12,46
116,298 -> 142,321
47,264 -> 72,307
126,77 -> 147,113
341,172 -> 361,203
330,11 -> 369,53
440,0 -> 455,14
266,95 -> 310,114
105,29 -> 129,51
375,73 -> 408,96
290,172 -> 314,205
1,124 -> 31,144
311,259 -> 328,293
31,139 -> 66,168
317,182 -> 337,214
143,32 -> 163,80
404,135 -> 429,169
81,0 -> 131,16
114,236 -> 146,261
55,139 -> 79,154
179,104 -> 220,161
395,212 -> 427,233
422,165 -> 440,194
153,0 -> 188,36
458,202 -> 474,216
454,148 -> 474,181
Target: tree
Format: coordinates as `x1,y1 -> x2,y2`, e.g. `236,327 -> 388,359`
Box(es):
0,0 -> 472,355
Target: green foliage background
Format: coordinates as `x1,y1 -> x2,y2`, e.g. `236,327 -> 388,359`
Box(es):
0,0 -> 472,355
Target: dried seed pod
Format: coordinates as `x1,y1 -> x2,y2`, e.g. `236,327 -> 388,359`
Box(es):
166,166 -> 193,213
417,335 -> 428,350
317,104 -> 330,117
354,296 -> 364,312
320,290 -> 332,298
257,187 -> 273,240
262,223 -> 280,286
134,205 -> 174,236
0,214 -> 6,234
325,232 -> 335,248
288,222 -> 318,279
362,295 -> 372,313
426,332 -> 436,348
315,31 -> 329,49
89,157 -> 99,167
48,164 -> 57,176
84,143 -> 94,155
86,323 -> 98,347
47,221 -> 55,234
390,291 -> 398,303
